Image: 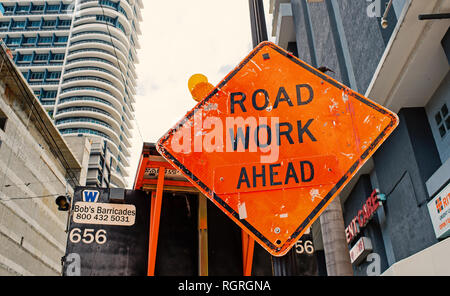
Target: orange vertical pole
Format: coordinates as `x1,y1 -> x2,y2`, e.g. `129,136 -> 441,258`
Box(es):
244,237 -> 255,276
242,230 -> 255,276
133,155 -> 148,190
242,230 -> 248,273
147,167 -> 165,276
198,194 -> 208,276
150,190 -> 156,233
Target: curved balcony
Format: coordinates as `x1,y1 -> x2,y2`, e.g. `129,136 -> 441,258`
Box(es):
59,85 -> 123,111
63,66 -> 123,89
110,170 -> 127,188
59,127 -> 112,142
118,0 -> 134,22
56,117 -> 120,144
55,100 -> 132,140
66,48 -> 130,82
58,85 -> 132,133
57,95 -> 121,118
61,79 -> 130,123
69,38 -> 128,64
117,152 -> 130,168
74,8 -> 131,37
118,120 -> 132,139
79,0 -> 131,23
69,32 -> 129,61
68,42 -> 129,68
71,23 -> 130,51
63,57 -> 124,81
119,132 -> 132,149
55,105 -> 120,129
64,56 -> 132,90
117,160 -> 129,177
66,47 -> 129,85
72,14 -> 97,28
126,80 -> 137,96
61,76 -> 125,102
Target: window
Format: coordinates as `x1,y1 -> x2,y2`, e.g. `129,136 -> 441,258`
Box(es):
31,5 -> 44,12
51,53 -> 65,61
96,15 -> 116,25
7,38 -> 21,45
28,20 -> 41,28
0,22 -> 9,28
38,36 -> 52,44
54,36 -> 68,43
46,5 -> 60,12
11,21 -> 26,28
16,6 -> 28,13
17,54 -> 32,62
60,4 -> 70,12
30,72 -> 44,80
23,37 -> 36,44
100,0 -> 118,9
435,103 -> 449,138
59,19 -> 71,27
41,20 -> 56,27
4,6 -> 14,13
42,90 -> 57,98
47,71 -> 61,80
34,53 -> 49,62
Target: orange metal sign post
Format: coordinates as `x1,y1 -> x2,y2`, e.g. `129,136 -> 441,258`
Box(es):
157,42 -> 399,257
134,143 -> 198,276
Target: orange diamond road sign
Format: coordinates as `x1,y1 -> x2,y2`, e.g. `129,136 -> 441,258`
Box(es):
156,41 -> 399,256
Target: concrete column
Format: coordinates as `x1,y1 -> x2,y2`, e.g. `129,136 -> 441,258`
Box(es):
319,195 -> 353,275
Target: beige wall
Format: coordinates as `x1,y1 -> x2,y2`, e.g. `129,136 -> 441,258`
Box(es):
0,79 -> 71,275
382,238 -> 450,276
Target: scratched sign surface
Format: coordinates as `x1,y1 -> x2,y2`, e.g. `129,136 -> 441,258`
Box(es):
157,42 -> 398,256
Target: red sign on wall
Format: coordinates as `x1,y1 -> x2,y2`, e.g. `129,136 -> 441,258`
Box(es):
345,189 -> 382,244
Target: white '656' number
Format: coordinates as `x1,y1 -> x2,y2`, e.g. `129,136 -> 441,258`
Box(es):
69,228 -> 107,245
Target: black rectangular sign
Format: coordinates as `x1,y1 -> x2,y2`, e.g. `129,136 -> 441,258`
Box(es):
62,187 -> 150,276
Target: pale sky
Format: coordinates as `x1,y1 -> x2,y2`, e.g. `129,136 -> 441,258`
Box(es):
127,1 -> 274,186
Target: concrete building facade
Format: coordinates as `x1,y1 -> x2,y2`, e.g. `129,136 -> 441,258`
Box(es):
0,0 -> 144,188
270,0 -> 450,275
0,41 -> 83,275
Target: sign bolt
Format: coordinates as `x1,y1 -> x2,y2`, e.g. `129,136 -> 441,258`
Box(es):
274,227 -> 281,234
